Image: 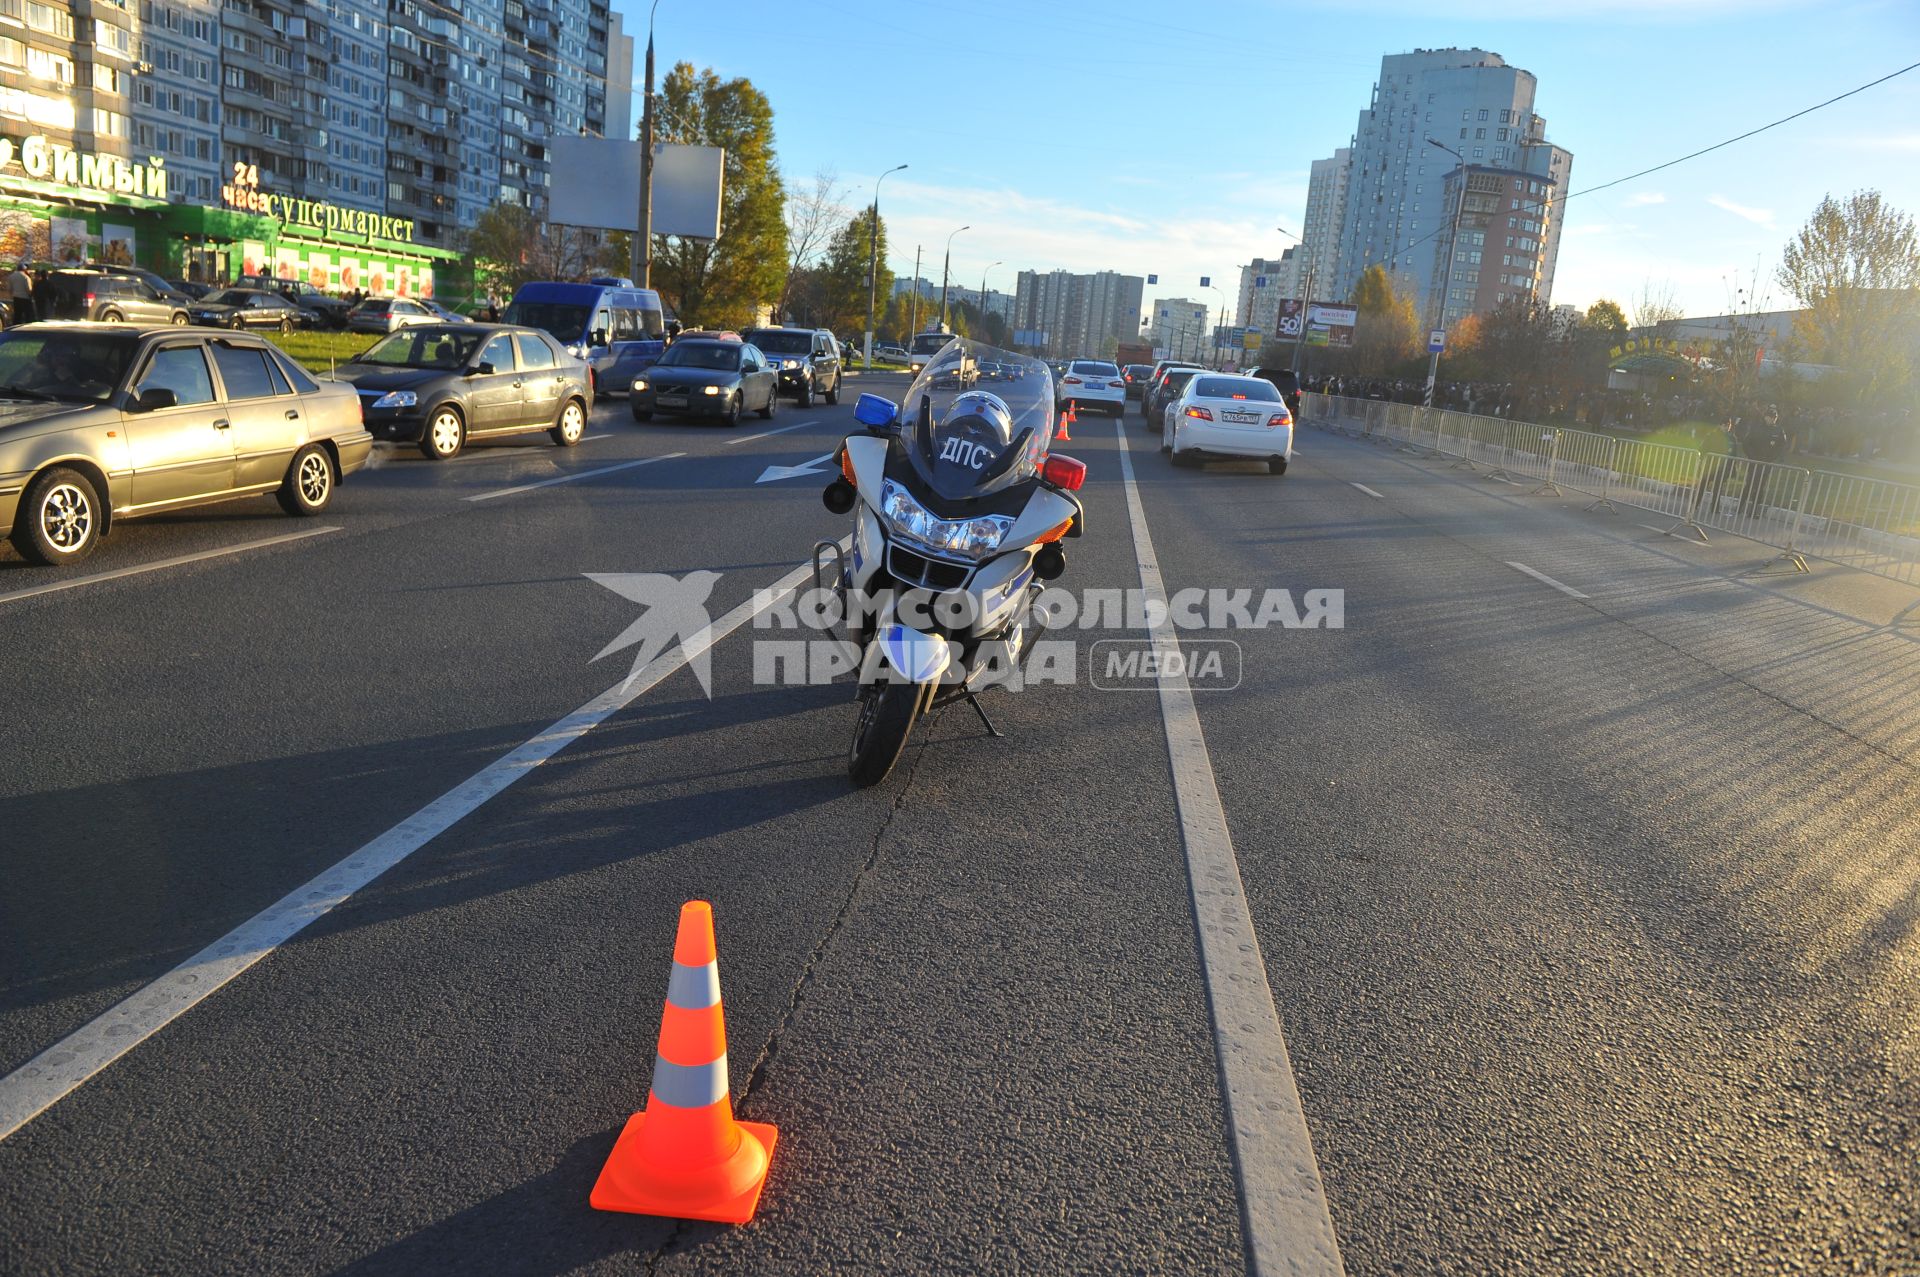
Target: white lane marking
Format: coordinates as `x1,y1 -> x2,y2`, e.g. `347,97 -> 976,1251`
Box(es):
582,433 -> 611,441
0,550 -> 837,1143
756,452 -> 837,484
1506,560 -> 1590,600
465,453 -> 684,503
726,419 -> 822,447
1636,523 -> 1667,534
1113,422 -> 1346,1275
0,527 -> 341,607
1351,483 -> 1384,499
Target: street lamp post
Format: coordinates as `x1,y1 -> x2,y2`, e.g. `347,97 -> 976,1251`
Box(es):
864,164 -> 907,372
1273,227 -> 1316,377
1206,284 -> 1228,368
1423,137 -> 1470,408
630,0 -> 663,287
939,224 -> 969,329
979,260 -> 1001,332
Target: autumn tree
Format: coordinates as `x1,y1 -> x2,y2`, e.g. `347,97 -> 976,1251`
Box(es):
1777,189 -> 1920,410
1345,264 -> 1418,376
815,206 -> 892,335
777,167 -> 846,321
649,63 -> 787,329
1631,279 -> 1685,333
464,202 -> 625,298
1584,299 -> 1628,336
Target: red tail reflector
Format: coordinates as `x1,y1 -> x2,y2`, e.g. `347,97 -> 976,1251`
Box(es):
1042,454 -> 1087,490
1108,380 -> 1125,388
1062,376 -> 1082,384
1268,413 -> 1291,428
1185,406 -> 1214,421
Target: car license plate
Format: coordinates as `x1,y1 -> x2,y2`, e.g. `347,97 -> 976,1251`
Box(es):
657,394 -> 687,407
1224,410 -> 1259,423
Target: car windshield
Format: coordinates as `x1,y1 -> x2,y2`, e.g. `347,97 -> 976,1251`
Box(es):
504,301 -> 589,343
1164,370 -> 1200,393
1071,361 -> 1119,377
1195,376 -> 1280,401
202,290 -> 252,306
746,331 -> 813,354
911,332 -> 952,356
658,342 -> 741,370
0,329 -> 138,402
354,328 -> 485,369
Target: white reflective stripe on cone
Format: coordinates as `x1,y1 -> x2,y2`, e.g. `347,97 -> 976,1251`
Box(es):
649,1052 -> 729,1109
667,960 -> 721,1010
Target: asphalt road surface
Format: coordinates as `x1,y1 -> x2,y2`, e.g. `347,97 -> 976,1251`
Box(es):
1,379 -> 1915,1275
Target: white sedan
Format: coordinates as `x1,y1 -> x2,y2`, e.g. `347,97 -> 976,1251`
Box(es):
1056,360 -> 1127,416
1162,372 -> 1294,474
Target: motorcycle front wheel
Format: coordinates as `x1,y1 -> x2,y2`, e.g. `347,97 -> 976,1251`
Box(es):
848,680 -> 930,787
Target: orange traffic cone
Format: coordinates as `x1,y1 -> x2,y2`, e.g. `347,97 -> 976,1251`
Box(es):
1058,401 -> 1076,441
590,901 -> 777,1224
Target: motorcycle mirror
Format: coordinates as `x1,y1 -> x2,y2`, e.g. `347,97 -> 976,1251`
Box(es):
822,479 -> 856,514
852,392 -> 897,430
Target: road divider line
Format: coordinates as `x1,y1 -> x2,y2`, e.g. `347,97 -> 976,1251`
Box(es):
0,550 -> 836,1144
1505,560 -> 1590,600
725,419 -> 822,447
1351,482 -> 1384,499
0,527 -> 342,606
583,433 -> 612,441
1113,422 -> 1346,1277
466,453 -> 684,502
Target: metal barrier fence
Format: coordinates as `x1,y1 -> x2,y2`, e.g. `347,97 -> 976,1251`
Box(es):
1301,393 -> 1920,588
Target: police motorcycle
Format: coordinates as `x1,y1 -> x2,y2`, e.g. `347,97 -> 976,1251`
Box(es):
815,338 -> 1086,787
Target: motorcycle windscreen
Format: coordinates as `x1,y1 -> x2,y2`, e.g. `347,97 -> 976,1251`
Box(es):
899,339 -> 1056,502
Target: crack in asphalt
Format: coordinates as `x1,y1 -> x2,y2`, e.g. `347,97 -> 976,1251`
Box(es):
641,703 -> 943,1275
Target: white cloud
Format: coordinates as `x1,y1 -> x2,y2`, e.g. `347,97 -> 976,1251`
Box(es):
1624,191 -> 1668,207
1707,194 -> 1777,229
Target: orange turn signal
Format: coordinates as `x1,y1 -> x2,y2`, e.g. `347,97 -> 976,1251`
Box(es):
839,448 -> 856,485
1035,518 -> 1074,544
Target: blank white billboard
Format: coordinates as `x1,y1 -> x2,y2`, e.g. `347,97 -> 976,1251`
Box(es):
547,138 -> 724,240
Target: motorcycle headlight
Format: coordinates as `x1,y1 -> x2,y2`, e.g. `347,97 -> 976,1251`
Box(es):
370,390 -> 418,409
702,384 -> 720,396
880,480 -> 1014,561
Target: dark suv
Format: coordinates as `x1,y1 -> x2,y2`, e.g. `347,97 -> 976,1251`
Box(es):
741,327 -> 841,406
237,276 -> 351,329
42,270 -> 191,325
1243,365 -> 1302,416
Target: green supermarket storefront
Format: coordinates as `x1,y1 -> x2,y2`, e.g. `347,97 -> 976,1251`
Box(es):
0,132 -> 466,301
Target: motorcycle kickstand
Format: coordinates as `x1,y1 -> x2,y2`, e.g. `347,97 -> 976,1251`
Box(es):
965,692 -> 1005,738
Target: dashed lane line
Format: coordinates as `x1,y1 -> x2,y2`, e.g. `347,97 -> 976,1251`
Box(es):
1351,483 -> 1384,499
0,526 -> 341,607
465,453 -> 685,502
0,551 -> 832,1142
1506,560 -> 1590,599
725,419 -> 823,447
1114,421 -> 1346,1277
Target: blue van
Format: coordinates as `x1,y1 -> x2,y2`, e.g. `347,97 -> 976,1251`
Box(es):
505,280 -> 666,393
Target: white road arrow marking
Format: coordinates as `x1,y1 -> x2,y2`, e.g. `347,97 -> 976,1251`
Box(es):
756,452 -> 837,484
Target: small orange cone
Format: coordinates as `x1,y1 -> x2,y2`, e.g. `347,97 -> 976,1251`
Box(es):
1058,401 -> 1076,441
590,901 -> 777,1224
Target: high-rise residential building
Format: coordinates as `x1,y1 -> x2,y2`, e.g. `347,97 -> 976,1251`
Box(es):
1299,147 -> 1349,302
1238,253 -> 1298,340
1148,296 -> 1209,361
1330,48 -> 1570,321
1430,152 -> 1571,328
0,0 -> 629,296
1012,268 -> 1143,358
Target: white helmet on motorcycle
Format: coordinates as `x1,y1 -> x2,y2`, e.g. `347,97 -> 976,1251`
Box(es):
941,390 -> 1016,447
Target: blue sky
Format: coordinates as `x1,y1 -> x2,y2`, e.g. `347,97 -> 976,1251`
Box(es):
613,0 -> 1920,323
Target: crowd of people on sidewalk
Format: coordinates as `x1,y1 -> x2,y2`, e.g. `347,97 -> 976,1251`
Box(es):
1303,374 -> 1916,469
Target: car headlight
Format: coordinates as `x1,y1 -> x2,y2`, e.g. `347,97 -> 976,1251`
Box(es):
632,378 -> 648,391
781,358 -> 799,369
702,384 -> 720,396
370,390 -> 418,409
881,480 -> 1014,561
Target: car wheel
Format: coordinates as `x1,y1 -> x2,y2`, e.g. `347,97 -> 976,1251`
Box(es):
825,374 -> 840,405
759,385 -> 777,419
420,406 -> 465,460
796,378 -> 813,409
279,316 -> 293,334
12,466 -> 103,565
550,397 -> 586,447
632,407 -> 654,423
171,312 -> 189,325
722,393 -> 742,427
100,309 -> 124,323
229,315 -> 245,329
276,444 -> 335,516
1268,458 -> 1288,476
